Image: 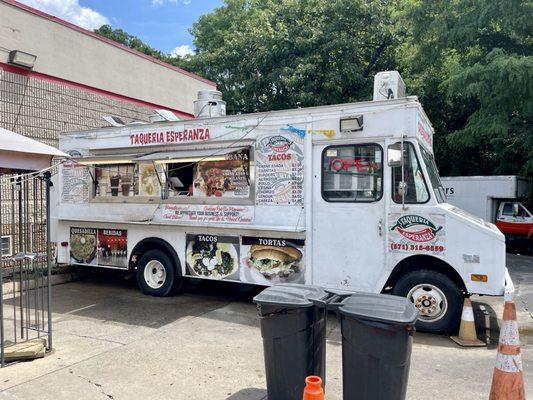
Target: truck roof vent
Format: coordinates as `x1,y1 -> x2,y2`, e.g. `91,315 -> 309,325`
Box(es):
153,109 -> 181,122
373,71 -> 406,101
194,90 -> 226,118
102,116 -> 125,127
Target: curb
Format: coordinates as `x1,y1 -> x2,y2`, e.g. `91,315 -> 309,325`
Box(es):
1,271 -> 89,296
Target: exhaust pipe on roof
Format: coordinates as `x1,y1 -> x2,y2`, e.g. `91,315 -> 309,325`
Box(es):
194,90 -> 226,118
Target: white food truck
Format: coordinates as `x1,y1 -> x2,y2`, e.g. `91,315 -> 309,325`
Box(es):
52,72 -> 513,332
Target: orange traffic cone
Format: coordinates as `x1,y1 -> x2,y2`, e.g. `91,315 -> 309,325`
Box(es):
489,300 -> 525,399
450,298 -> 486,347
303,376 -> 324,400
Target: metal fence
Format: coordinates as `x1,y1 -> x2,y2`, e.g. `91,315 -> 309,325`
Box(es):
0,171 -> 53,367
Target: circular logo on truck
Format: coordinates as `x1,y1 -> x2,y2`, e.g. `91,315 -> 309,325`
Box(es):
266,136 -> 291,153
390,215 -> 443,242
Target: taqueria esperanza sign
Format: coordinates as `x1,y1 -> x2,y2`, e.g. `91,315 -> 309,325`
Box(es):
388,213 -> 445,254
129,127 -> 211,146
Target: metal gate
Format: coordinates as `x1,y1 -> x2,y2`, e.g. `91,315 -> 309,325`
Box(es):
0,171 -> 53,367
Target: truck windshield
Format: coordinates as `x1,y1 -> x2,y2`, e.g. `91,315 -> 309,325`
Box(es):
419,146 -> 446,203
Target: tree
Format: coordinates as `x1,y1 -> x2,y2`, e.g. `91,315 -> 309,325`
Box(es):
185,0 -> 399,113
94,25 -> 185,66
94,0 -> 533,179
397,0 -> 533,178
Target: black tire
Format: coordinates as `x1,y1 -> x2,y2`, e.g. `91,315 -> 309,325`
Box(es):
136,250 -> 176,297
392,269 -> 463,333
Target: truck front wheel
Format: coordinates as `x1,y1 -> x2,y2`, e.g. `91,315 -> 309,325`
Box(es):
136,250 -> 176,297
392,270 -> 463,333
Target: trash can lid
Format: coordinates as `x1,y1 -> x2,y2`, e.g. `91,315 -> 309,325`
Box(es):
339,293 -> 418,325
253,283 -> 328,308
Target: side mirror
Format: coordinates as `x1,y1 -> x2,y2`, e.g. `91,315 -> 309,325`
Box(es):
512,203 -> 520,217
398,181 -> 407,198
387,144 -> 402,167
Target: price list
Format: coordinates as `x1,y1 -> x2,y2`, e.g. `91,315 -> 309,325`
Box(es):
255,134 -> 304,205
61,162 -> 90,204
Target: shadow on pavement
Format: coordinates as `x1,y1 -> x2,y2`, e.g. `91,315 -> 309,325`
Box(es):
225,388 -> 267,400
1,267 -> 508,348
472,300 -> 500,349
2,268 -> 265,330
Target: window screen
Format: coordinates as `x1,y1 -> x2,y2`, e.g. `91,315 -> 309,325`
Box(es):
322,144 -> 383,202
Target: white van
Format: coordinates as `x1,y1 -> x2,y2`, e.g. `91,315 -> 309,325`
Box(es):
52,73 -> 513,332
441,175 -> 533,252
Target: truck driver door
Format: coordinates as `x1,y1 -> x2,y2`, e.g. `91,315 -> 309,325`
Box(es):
312,143 -> 386,291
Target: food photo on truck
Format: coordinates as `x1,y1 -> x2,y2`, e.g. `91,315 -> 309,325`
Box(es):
50,71 -> 514,333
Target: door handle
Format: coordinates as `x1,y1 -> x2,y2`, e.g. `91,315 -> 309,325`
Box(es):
378,218 -> 383,236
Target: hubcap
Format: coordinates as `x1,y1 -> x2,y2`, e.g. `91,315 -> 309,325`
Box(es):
144,260 -> 166,289
407,284 -> 447,322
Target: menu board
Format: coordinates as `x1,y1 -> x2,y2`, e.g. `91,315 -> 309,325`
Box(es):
239,236 -> 305,284
162,204 -> 254,224
185,234 -> 240,280
193,151 -> 250,198
61,162 -> 90,204
97,229 -> 128,268
255,133 -> 304,205
69,227 -> 128,268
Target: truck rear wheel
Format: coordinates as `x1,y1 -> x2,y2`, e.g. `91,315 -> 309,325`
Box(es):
136,250 -> 176,297
392,270 -> 463,333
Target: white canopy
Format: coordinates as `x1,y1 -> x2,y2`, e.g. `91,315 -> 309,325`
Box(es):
0,127 -> 69,172
135,146 -> 249,162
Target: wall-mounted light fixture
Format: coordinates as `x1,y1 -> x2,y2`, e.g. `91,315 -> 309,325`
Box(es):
8,50 -> 37,69
340,115 -> 364,133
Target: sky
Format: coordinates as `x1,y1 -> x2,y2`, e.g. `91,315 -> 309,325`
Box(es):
17,0 -> 223,57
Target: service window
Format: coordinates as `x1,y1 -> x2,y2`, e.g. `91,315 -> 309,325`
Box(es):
322,144 -> 383,202
94,163 -> 137,198
389,142 -> 429,204
163,148 -> 251,199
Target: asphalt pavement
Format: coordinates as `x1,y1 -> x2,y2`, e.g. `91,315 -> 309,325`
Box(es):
0,255 -> 531,400
506,253 -> 533,317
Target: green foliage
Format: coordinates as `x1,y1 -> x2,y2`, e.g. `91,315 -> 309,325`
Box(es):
185,0 -> 399,113
397,0 -> 533,177
93,25 -> 186,66
94,0 -> 533,178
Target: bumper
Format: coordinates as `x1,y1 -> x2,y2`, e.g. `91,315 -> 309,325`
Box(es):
504,267 -> 515,301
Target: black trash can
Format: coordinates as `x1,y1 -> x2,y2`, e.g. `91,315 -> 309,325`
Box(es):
338,293 -> 418,400
253,284 -> 329,400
